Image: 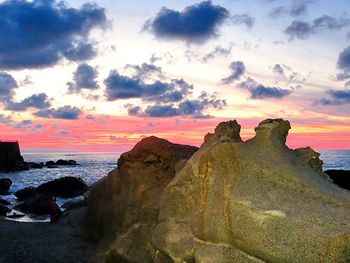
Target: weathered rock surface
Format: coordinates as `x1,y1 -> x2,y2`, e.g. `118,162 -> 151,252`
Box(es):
0,203 -> 11,216
15,187 -> 37,201
0,198 -> 10,206
14,194 -> 58,215
87,119 -> 350,263
0,178 -> 12,195
36,176 -> 88,198
325,169 -> 350,190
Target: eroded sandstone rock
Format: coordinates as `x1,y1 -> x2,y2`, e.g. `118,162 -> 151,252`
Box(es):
87,119 -> 350,263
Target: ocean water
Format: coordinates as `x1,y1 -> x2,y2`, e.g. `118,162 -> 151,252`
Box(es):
0,150 -> 349,222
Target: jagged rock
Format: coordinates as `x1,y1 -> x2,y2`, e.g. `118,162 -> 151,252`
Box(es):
0,141 -> 27,172
86,136 -> 198,259
0,203 -> 11,216
214,120 -> 242,142
325,170 -> 350,190
0,198 -> 10,206
14,194 -> 58,215
0,178 -> 12,195
36,176 -> 88,198
15,187 -> 37,201
87,119 -> 350,263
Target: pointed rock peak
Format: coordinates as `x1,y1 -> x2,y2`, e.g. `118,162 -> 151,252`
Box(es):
254,118 -> 291,144
214,120 -> 242,142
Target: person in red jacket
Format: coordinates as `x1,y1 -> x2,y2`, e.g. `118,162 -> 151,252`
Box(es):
48,196 -> 62,222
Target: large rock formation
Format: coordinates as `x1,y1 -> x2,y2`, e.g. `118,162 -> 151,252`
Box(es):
0,141 -> 27,172
87,119 -> 350,263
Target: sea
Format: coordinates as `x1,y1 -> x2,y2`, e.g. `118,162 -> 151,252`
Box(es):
0,150 -> 349,222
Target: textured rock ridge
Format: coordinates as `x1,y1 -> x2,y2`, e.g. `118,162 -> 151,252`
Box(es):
87,119 -> 350,263
0,141 -> 26,171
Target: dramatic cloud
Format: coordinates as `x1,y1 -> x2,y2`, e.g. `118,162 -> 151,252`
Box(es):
238,77 -> 292,99
5,93 -> 51,111
67,63 -> 99,93
124,63 -> 165,81
34,106 -> 82,120
337,46 -> 350,73
127,92 -> 226,118
319,89 -> 350,105
0,0 -> 107,70
231,14 -> 255,28
202,45 -> 233,62
0,72 -> 18,102
285,15 -> 350,40
272,64 -> 307,83
222,61 -> 246,84
143,1 -> 230,43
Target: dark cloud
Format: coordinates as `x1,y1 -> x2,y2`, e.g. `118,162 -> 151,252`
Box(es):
128,92 -> 226,118
0,72 -> 18,102
5,93 -> 51,111
285,15 -> 350,40
337,46 -> 350,73
124,63 -> 165,81
231,14 -> 255,28
202,44 -> 233,62
34,106 -> 82,120
67,63 -> 99,93
222,61 -> 246,84
238,77 -> 292,99
0,0 -> 107,70
319,89 -> 350,105
272,64 -> 307,83
143,1 -> 230,44
56,130 -> 70,135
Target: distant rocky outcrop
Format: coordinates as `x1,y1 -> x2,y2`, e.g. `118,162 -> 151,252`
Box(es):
86,119 -> 350,263
0,178 -> 12,195
0,142 -> 27,172
325,169 -> 350,190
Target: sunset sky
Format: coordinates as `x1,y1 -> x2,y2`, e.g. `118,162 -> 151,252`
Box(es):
0,0 -> 349,152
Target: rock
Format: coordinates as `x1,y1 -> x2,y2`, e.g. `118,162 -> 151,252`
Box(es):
86,136 -> 198,260
55,159 -> 78,166
0,178 -> 12,195
45,161 -> 55,166
87,119 -> 350,263
36,176 -> 88,198
7,213 -> 25,219
0,204 -> 11,216
14,194 -> 58,215
214,120 -> 242,142
324,170 -> 350,190
0,141 -> 27,172
62,198 -> 87,210
0,198 -> 10,206
47,165 -> 58,169
15,187 -> 37,201
25,162 -> 44,169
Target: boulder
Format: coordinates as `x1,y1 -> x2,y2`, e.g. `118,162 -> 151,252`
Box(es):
26,162 -> 44,169
0,204 -> 11,216
87,119 -> 350,263
0,141 -> 27,172
47,165 -> 58,169
14,194 -> 58,215
0,198 -> 10,206
36,176 -> 88,198
15,187 -> 37,201
324,169 -> 350,190
55,159 -> 78,166
45,161 -> 55,166
62,198 -> 87,210
0,178 -> 12,195
86,136 -> 198,252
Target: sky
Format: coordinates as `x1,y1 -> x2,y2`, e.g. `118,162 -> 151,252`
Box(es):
0,0 -> 349,152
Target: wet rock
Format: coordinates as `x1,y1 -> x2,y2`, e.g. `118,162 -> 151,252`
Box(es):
45,161 -> 55,166
36,176 -> 88,198
26,162 -> 44,169
325,170 -> 350,191
47,165 -> 58,169
15,187 -> 37,201
14,194 -> 57,215
62,198 -> 87,210
0,198 -> 10,206
55,159 -> 78,166
0,178 -> 12,195
0,204 -> 11,216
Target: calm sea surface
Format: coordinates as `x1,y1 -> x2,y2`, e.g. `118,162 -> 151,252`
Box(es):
0,150 -> 349,222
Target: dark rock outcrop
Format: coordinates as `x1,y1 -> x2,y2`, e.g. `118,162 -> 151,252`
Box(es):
0,198 -> 10,206
37,176 -> 88,198
62,199 -> 87,210
0,203 -> 11,216
55,160 -> 78,166
0,178 -> 12,195
14,194 -> 58,215
26,162 -> 44,169
325,169 -> 350,190
87,119 -> 350,263
15,187 -> 37,201
46,161 -> 55,166
0,141 -> 27,172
